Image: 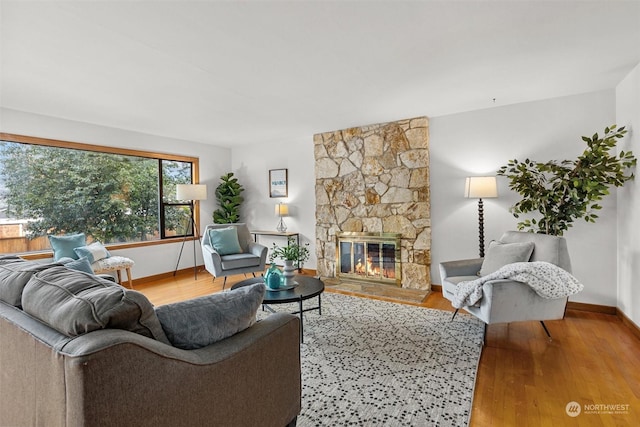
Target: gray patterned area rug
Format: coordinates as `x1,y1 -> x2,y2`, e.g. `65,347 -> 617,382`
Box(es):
257,292 -> 484,426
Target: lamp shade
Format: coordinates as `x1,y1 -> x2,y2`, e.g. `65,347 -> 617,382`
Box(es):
275,203 -> 289,217
464,177 -> 498,198
176,184 -> 208,201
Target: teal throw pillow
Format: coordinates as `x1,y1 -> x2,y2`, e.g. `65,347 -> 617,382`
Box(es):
48,233 -> 86,261
60,256 -> 95,275
208,227 -> 242,255
74,242 -> 110,264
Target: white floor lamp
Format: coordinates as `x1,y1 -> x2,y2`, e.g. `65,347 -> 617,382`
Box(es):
464,176 -> 498,258
174,184 -> 207,279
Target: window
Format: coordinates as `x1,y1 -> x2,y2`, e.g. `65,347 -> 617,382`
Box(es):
161,159 -> 197,239
0,133 -> 200,254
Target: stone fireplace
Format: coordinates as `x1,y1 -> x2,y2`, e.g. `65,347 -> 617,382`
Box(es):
314,116 -> 431,291
336,232 -> 401,286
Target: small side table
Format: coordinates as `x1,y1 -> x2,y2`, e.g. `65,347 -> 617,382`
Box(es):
250,230 -> 301,270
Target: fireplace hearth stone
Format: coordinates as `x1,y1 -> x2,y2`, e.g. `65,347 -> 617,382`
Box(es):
323,277 -> 429,304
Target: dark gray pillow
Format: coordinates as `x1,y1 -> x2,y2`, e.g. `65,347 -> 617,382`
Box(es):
21,266 -> 169,344
0,257 -> 62,307
479,241 -> 535,276
155,283 -> 265,350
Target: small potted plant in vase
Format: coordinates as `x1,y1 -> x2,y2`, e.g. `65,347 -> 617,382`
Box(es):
269,237 -> 310,286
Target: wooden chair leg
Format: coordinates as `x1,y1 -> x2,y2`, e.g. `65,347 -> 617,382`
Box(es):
116,270 -> 123,286
125,267 -> 133,289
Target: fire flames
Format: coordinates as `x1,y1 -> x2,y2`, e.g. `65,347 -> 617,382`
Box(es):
355,257 -> 395,279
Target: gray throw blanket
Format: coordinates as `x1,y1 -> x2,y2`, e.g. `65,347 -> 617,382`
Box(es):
452,261 -> 584,309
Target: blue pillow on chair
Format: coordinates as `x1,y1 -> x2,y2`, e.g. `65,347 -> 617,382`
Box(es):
208,227 -> 242,255
48,233 -> 86,261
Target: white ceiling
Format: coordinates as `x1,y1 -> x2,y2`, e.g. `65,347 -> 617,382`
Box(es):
1,1 -> 639,147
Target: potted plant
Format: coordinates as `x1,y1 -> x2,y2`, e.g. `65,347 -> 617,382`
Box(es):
213,172 -> 244,224
269,238 -> 311,280
497,125 -> 636,235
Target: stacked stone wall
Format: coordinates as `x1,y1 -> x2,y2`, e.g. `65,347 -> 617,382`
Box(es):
314,116 -> 431,290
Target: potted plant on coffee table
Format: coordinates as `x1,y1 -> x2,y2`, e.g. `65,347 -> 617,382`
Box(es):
269,238 -> 311,282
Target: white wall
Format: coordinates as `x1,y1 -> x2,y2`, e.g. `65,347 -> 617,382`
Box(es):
430,90 -> 618,305
231,137 -> 317,269
616,63 -> 640,325
0,108 -> 232,279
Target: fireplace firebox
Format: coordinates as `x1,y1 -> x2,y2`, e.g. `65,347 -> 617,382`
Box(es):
336,232 -> 402,286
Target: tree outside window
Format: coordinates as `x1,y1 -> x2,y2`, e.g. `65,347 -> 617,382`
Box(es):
0,135 -> 197,253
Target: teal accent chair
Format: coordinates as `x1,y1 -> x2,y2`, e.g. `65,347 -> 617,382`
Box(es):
201,223 -> 268,289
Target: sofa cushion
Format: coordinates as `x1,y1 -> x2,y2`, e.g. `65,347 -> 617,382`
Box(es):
21,266 -> 169,344
208,227 -> 243,255
48,233 -> 87,261
155,282 -> 265,350
73,241 -> 110,264
479,241 -> 535,276
0,257 -> 62,307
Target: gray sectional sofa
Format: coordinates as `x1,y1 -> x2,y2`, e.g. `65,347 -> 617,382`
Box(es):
0,257 -> 301,427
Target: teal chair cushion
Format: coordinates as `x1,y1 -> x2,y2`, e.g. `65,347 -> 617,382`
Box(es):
208,227 -> 242,255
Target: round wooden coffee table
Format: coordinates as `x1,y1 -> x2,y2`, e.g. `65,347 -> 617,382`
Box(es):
232,275 -> 324,342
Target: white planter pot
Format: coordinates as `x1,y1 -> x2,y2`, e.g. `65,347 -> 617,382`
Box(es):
283,260 -> 296,285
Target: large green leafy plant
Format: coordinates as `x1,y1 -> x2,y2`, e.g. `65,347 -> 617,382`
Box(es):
497,125 -> 636,236
213,172 -> 244,224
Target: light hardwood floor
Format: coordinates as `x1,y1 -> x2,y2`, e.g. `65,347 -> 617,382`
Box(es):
135,270 -> 640,426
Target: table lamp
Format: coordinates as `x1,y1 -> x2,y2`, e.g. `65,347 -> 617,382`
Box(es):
275,203 -> 289,232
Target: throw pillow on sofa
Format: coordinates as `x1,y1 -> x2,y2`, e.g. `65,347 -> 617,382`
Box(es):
155,282 -> 266,350
48,233 -> 86,261
21,266 -> 170,344
0,257 -> 63,307
58,256 -> 95,275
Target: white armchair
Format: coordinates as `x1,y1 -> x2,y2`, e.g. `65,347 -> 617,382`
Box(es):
439,231 -> 573,341
201,223 -> 268,289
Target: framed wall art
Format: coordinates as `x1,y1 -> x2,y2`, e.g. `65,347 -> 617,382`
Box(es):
269,168 -> 288,198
